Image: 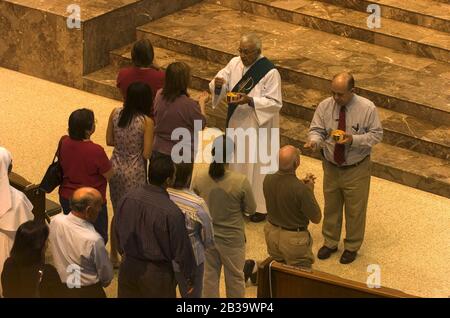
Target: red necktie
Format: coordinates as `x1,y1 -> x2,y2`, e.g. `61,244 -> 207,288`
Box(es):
334,107 -> 346,166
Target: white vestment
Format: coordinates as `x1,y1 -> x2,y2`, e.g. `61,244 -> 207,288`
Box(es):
209,56 -> 282,213
0,188 -> 34,297
0,147 -> 34,297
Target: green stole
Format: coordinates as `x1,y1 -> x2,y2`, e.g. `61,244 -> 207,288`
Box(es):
226,57 -> 275,127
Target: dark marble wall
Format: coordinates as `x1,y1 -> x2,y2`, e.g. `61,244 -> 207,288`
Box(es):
0,1 -> 83,87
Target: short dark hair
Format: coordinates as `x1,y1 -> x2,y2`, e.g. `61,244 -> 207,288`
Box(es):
162,62 -> 190,103
131,39 -> 154,67
173,162 -> 194,189
119,82 -> 153,128
148,155 -> 175,186
70,192 -> 97,212
209,135 -> 234,181
10,220 -> 49,266
68,108 -> 95,140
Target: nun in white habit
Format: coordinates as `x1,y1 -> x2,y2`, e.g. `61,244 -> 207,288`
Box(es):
0,147 -> 34,296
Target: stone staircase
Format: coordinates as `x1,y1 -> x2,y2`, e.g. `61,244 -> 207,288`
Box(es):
83,0 -> 450,199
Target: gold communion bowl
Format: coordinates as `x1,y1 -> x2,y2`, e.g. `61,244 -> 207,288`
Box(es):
226,92 -> 241,103
331,129 -> 345,142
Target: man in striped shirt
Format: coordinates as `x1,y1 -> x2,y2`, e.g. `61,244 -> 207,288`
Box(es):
168,162 -> 214,298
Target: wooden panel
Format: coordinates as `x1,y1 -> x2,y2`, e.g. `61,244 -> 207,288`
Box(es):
257,258 -> 416,298
8,172 -> 61,222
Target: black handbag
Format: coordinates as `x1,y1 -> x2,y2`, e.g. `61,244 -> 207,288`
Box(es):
40,137 -> 64,193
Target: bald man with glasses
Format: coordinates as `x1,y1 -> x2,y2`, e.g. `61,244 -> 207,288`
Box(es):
305,73 -> 383,264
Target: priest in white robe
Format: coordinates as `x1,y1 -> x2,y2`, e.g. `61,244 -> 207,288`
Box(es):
0,147 -> 34,297
209,33 -> 282,222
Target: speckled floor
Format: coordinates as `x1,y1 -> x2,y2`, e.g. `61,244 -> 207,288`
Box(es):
1,67 -> 449,298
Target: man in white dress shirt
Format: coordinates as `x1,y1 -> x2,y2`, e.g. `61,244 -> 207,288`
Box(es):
209,33 -> 283,223
0,147 -> 34,297
49,187 -> 113,298
305,73 -> 383,264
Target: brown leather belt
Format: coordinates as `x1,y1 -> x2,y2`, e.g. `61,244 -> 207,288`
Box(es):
327,155 -> 369,169
269,221 -> 306,232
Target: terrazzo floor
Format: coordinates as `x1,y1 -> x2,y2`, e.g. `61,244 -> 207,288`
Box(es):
1,67 -> 449,298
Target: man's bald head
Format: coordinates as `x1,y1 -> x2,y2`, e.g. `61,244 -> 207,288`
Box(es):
332,72 -> 354,91
70,187 -> 102,223
279,145 -> 301,172
331,72 -> 355,106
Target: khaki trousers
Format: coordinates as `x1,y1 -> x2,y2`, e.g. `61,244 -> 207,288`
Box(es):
264,222 -> 314,268
203,243 -> 245,298
322,157 -> 371,252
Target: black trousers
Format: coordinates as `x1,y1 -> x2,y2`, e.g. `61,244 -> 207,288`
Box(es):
61,282 -> 106,298
118,256 -> 176,298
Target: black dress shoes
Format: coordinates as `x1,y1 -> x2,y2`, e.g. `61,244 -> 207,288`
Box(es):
317,246 -> 338,260
243,259 -> 256,282
250,212 -> 266,223
339,250 -> 357,264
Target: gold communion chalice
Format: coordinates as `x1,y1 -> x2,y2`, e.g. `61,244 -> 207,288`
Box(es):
331,129 -> 346,143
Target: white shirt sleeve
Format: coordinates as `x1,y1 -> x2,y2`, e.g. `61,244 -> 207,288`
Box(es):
91,239 -> 114,287
351,103 -> 383,148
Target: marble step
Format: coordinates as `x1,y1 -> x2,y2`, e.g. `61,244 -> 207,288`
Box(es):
206,97 -> 450,199
211,0 -> 450,63
110,44 -> 450,160
85,45 -> 450,161
82,66 -> 450,198
83,63 -> 450,198
136,2 -> 450,126
317,0 -> 450,33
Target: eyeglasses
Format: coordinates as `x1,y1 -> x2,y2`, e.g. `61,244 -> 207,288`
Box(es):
238,48 -> 258,55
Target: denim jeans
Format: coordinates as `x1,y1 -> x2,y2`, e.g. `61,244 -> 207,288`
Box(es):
59,196 -> 109,245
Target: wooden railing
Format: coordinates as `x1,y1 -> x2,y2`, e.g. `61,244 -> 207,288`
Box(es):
8,172 -> 61,223
257,258 -> 416,298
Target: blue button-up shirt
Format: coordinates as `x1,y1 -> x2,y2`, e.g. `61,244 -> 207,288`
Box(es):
308,94 -> 383,166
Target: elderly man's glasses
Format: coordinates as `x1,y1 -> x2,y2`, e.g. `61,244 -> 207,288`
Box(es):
238,48 -> 258,55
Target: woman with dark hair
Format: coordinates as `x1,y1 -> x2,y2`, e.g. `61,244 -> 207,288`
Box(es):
153,62 -> 208,162
58,108 -> 113,244
117,38 -> 165,101
1,220 -> 61,297
168,162 -> 214,298
192,135 -> 256,298
106,82 -> 154,267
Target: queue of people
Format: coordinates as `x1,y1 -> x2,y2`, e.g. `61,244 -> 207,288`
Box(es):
0,33 -> 382,298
